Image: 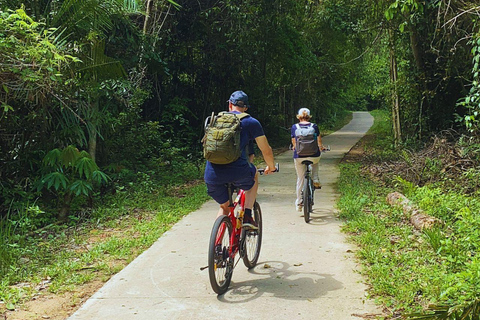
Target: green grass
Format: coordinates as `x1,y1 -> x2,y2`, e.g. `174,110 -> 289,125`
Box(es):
338,164 -> 446,314
0,180 -> 209,309
338,109 -> 480,319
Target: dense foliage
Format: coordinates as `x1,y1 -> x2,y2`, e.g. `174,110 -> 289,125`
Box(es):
0,0 -> 374,222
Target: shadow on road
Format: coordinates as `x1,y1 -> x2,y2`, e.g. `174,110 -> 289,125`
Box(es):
217,260 -> 343,303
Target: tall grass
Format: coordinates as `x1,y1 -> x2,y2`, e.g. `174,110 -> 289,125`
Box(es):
0,213 -> 17,277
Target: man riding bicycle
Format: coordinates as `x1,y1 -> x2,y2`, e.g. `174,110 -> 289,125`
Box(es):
204,90 -> 277,229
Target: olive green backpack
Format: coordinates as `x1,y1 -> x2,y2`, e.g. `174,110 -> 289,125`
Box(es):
202,112 -> 250,164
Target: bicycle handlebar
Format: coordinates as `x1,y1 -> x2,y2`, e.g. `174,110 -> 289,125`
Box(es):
258,163 -> 280,175
289,144 -> 331,152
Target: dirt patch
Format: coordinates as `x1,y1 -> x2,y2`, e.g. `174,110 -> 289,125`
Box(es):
3,281 -> 103,320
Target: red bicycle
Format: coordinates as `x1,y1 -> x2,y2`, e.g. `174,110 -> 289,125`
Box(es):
208,165 -> 278,294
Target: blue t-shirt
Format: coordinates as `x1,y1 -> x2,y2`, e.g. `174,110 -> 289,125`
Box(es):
204,112 -> 265,184
291,122 -> 321,158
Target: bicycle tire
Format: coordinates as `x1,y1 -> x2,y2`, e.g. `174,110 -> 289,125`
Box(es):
303,176 -> 311,223
242,201 -> 263,269
208,215 -> 233,294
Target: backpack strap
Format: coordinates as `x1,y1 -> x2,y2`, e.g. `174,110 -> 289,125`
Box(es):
236,112 -> 250,120
219,111 -> 250,120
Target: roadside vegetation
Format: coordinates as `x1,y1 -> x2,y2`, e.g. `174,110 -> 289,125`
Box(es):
339,110 -> 480,319
0,165 -> 209,312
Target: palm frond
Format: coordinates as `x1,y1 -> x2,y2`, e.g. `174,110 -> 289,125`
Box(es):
53,0 -> 113,37
77,39 -> 127,81
53,0 -> 141,38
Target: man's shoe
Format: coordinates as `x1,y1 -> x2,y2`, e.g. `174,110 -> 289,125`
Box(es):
313,180 -> 322,189
296,205 -> 303,212
243,215 -> 258,230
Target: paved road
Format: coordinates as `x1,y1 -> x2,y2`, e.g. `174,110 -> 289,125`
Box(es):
69,112 -> 379,320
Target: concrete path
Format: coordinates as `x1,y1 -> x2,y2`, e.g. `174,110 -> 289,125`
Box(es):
69,112 -> 379,320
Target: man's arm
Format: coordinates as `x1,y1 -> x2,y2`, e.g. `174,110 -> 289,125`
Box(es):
255,135 -> 276,172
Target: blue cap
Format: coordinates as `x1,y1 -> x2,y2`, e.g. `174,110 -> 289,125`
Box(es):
228,90 -> 249,108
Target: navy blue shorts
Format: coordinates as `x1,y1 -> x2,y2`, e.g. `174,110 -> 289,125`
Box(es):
206,172 -> 256,204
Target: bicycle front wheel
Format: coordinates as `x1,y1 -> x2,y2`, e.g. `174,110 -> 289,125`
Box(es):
242,201 -> 263,269
208,215 -> 233,294
303,176 -> 311,223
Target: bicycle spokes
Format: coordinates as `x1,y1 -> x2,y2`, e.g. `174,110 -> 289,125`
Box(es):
209,216 -> 234,294
214,223 -> 226,246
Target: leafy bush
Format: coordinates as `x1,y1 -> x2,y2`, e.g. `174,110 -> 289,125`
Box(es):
456,31 -> 480,137
37,146 -> 109,221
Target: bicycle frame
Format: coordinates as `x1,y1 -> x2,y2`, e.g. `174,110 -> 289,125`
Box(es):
214,186 -> 246,261
302,160 -> 315,223
302,161 -> 314,196
208,165 -> 275,294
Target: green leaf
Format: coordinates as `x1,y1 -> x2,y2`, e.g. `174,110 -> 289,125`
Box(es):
61,145 -> 80,167
76,157 -> 98,179
2,102 -> 13,112
92,170 -> 110,184
70,180 -> 93,196
42,172 -> 68,191
43,149 -> 62,167
167,0 -> 182,10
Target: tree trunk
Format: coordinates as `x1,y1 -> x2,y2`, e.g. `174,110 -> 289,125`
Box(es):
58,193 -> 73,222
409,27 -> 428,141
409,29 -> 424,73
389,29 -> 402,145
386,192 -> 441,230
143,0 -> 153,35
88,100 -> 98,162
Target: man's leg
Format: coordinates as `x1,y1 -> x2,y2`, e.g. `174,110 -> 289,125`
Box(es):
217,201 -> 230,218
206,182 -> 230,218
244,171 -> 259,210
242,172 -> 259,229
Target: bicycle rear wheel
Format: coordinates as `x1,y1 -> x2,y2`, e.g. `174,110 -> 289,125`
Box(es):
208,215 -> 233,294
303,176 -> 311,223
242,202 -> 263,268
